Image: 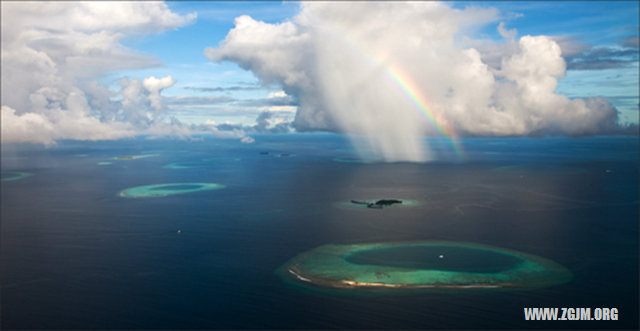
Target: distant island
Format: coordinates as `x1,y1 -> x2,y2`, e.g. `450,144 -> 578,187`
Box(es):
351,199 -> 403,209
338,198 -> 419,210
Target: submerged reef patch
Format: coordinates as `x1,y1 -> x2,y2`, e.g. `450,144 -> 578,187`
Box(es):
165,156 -> 241,169
119,182 -> 225,198
1,171 -> 33,182
278,241 -> 572,292
163,162 -> 205,169
113,153 -> 159,160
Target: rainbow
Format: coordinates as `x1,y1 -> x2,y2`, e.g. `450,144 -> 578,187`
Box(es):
323,25 -> 465,158
382,64 -> 464,157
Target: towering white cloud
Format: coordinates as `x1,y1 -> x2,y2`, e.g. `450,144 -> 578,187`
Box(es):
1,2 -> 196,144
206,2 -> 626,161
143,76 -> 177,111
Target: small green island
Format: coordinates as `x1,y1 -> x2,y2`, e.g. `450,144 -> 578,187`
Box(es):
351,199 -> 403,209
338,198 -> 419,209
278,241 -> 572,291
119,182 -> 225,198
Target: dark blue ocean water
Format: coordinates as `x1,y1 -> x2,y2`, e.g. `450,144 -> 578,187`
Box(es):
1,134 -> 638,329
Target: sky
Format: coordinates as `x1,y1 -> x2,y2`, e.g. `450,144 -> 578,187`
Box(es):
1,1 -> 638,159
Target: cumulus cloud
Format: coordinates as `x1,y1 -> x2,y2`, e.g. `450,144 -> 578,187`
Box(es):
2,75 -> 188,144
1,104 -> 136,145
497,22 -> 517,40
143,75 -> 177,110
241,136 -> 255,144
198,111 -> 293,136
197,119 -> 250,140
1,2 -> 197,144
206,2 -> 631,161
550,36 -> 591,58
252,111 -> 293,133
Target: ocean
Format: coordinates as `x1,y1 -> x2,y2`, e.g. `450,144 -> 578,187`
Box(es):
1,134 -> 638,330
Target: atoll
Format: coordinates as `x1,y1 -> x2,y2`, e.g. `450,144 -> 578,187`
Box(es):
119,182 -> 225,198
279,241 -> 572,291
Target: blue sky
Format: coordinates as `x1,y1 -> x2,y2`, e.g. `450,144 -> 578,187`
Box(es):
113,1 -> 638,126
112,2 -> 301,125
1,1 -> 638,146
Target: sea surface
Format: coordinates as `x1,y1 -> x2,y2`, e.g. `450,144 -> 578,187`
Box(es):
1,134 -> 638,330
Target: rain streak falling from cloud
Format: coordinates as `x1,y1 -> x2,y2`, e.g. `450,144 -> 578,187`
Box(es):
206,2 -> 629,161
